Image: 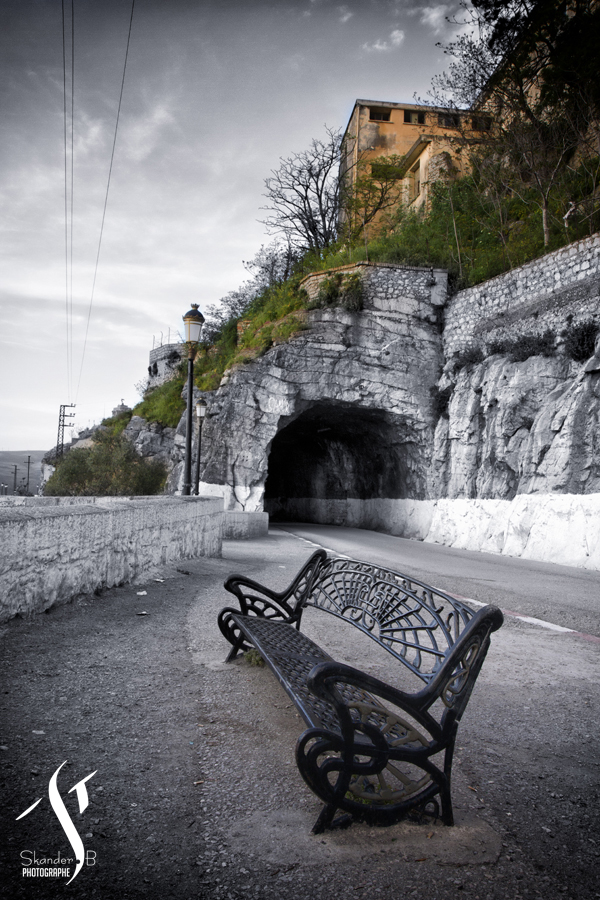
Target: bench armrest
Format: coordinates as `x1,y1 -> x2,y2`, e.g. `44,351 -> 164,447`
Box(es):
224,549 -> 328,621
424,604 -> 504,718
224,576 -> 297,620
307,661 -> 443,742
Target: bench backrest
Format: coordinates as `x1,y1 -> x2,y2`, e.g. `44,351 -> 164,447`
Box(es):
302,556 -> 476,683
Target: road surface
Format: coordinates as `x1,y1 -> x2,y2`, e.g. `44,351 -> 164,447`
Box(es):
274,522 -> 600,636
1,530 -> 599,900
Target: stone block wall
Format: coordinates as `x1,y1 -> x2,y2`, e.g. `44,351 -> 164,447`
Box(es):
444,234 -> 600,360
147,342 -> 184,388
300,262 -> 448,311
0,496 -> 223,622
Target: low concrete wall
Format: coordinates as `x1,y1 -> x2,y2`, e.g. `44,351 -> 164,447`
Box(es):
275,498 -> 434,541
223,511 -> 269,539
277,493 -> 600,570
425,493 -> 600,569
0,496 -> 223,622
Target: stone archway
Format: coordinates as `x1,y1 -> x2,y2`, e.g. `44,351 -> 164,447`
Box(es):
264,402 -> 425,521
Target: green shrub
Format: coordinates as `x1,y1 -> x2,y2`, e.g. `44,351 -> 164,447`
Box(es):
488,339 -> 511,356
339,273 -> 364,312
453,346 -> 485,371
508,331 -> 555,362
308,271 -> 364,311
563,320 -> 599,362
133,377 -> 186,428
306,169 -> 595,288
272,313 -> 308,343
44,431 -> 167,496
100,409 -> 133,436
487,332 -> 557,361
244,649 -> 265,667
312,273 -> 343,308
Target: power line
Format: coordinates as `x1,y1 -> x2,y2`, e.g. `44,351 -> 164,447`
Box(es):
61,0 -> 75,402
61,0 -> 71,401
75,0 -> 136,402
70,0 -> 75,400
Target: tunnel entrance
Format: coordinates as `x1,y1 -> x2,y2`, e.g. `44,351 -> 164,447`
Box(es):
264,402 -> 424,521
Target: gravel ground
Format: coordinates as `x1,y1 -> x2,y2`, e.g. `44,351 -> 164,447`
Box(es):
1,530 -> 599,900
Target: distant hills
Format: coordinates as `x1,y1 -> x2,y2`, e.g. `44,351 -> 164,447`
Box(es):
0,450 -> 46,495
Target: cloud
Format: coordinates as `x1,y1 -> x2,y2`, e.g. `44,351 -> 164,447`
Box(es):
121,103 -> 174,163
419,5 -> 450,35
285,53 -> 306,71
362,28 -> 405,52
338,5 -> 353,23
74,114 -> 106,159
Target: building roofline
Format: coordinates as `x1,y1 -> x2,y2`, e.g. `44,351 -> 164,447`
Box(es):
341,98 -> 469,145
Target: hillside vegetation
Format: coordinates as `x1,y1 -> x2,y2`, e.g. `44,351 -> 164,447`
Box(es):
133,186 -> 599,429
45,428 -> 167,496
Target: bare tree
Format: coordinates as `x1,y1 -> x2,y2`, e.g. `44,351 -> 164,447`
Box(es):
242,239 -> 299,289
261,127 -> 342,253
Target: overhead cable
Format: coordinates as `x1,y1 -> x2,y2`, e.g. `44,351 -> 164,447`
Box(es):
61,0 -> 75,402
75,0 -> 136,403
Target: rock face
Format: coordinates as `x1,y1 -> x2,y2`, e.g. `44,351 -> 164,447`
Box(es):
198,265 -> 447,514
430,352 -> 600,500
122,239 -> 600,568
123,416 -> 183,493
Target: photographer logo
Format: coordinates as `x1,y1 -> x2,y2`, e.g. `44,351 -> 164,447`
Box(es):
16,761 -> 97,884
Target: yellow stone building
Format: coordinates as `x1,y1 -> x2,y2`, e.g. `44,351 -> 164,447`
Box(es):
339,99 -> 471,229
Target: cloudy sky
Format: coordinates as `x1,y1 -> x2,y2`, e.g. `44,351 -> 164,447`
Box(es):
0,0 -> 468,451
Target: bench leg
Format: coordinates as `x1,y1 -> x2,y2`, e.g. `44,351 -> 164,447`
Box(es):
311,803 -> 336,834
225,636 -> 246,662
439,735 -> 456,825
311,803 -> 353,835
439,786 -> 454,826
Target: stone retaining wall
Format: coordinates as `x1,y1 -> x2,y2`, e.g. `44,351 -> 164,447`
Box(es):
278,492 -> 600,570
300,262 -> 448,310
0,496 -> 223,622
444,234 -> 600,359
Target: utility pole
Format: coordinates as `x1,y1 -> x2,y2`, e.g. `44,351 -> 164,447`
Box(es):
13,465 -> 17,493
24,455 -> 31,494
56,404 -> 76,459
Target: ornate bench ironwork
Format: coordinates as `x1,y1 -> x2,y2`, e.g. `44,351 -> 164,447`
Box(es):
218,550 -> 503,833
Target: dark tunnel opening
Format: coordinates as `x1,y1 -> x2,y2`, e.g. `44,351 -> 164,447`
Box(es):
264,403 -> 423,521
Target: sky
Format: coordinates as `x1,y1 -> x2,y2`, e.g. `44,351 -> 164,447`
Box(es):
0,0 -> 469,451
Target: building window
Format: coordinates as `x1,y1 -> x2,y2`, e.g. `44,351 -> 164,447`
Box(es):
369,107 -> 391,122
408,161 -> 421,202
438,112 -> 460,128
472,115 -> 492,131
404,110 -> 425,125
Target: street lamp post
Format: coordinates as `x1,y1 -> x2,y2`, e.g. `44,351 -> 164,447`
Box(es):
182,303 -> 205,496
194,399 -> 208,496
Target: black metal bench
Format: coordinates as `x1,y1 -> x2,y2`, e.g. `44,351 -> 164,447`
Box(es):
218,550 -> 503,834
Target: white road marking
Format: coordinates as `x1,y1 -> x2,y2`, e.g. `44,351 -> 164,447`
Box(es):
286,529 -> 596,638
456,596 -> 575,632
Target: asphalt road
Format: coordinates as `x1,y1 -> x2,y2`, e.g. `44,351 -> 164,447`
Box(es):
274,522 -> 600,636
1,530 -> 599,900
